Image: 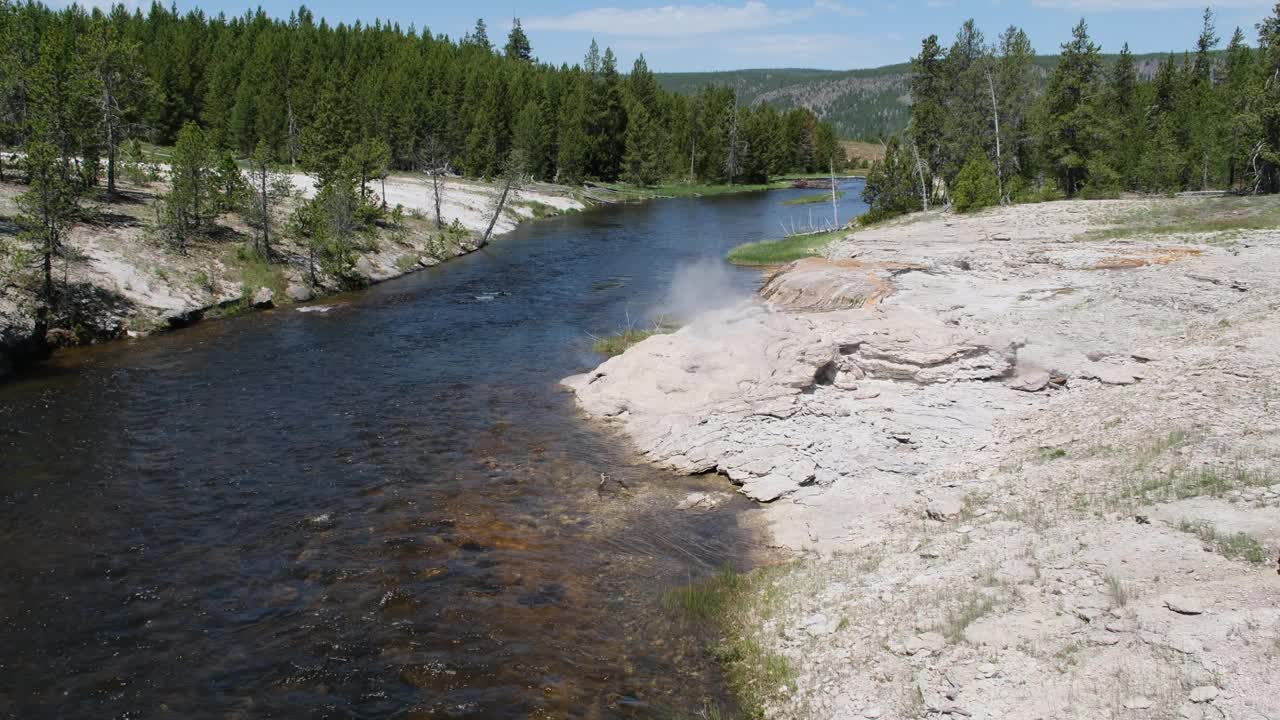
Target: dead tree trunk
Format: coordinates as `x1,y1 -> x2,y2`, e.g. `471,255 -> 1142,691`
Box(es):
910,139 -> 929,212
986,69 -> 1005,204
483,151 -> 526,245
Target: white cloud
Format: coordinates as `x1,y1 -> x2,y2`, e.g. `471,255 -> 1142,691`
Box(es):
814,0 -> 867,16
524,2 -> 813,36
1031,0 -> 1270,9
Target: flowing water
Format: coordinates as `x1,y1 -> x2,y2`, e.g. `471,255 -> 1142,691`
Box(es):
0,181 -> 868,719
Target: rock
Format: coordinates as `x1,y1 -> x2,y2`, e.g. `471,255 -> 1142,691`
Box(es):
926,494 -> 964,522
676,492 -> 728,511
1089,364 -> 1138,385
286,283 -> 313,302
1188,686 -> 1218,704
902,631 -> 947,655
760,257 -> 891,311
355,256 -> 375,278
862,707 -> 884,719
1163,595 -> 1206,616
304,513 -> 335,530
1009,369 -> 1051,392
251,287 -> 275,309
1124,697 -> 1154,710
44,327 -> 76,347
802,613 -> 834,637
977,663 -> 997,678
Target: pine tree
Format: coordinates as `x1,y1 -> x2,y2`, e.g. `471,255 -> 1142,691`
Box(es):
16,141 -> 80,322
862,135 -> 920,223
1038,19 -> 1103,196
88,12 -> 151,195
1220,28 -> 1256,189
504,19 -> 532,62
465,18 -> 491,53
995,26 -> 1036,187
163,122 -> 214,252
211,150 -> 247,213
1187,9 -> 1222,189
349,137 -> 391,206
593,47 -> 627,180
556,77 -> 591,184
247,140 -> 292,258
628,54 -> 658,112
1104,43 -> 1143,189
622,103 -> 663,186
512,100 -> 549,180
938,19 -> 990,188
27,15 -> 100,184
909,35 -> 946,198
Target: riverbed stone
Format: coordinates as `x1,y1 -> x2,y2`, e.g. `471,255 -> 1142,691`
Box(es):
286,283 -> 313,302
251,287 -> 275,309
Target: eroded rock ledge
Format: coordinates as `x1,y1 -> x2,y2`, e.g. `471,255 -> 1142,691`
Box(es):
566,197 -> 1280,720
563,201 -> 1191,502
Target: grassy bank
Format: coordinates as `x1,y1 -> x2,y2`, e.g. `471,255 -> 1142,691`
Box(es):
593,180 -> 790,201
783,190 -> 845,206
665,566 -> 796,719
1079,195 -> 1280,241
591,328 -> 665,356
727,228 -> 848,266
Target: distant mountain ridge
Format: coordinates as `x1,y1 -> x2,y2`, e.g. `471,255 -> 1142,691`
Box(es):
656,52 -> 1202,141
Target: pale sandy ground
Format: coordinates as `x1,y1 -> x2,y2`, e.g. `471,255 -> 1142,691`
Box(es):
564,197 -> 1280,720
289,172 -> 583,236
0,172 -> 585,369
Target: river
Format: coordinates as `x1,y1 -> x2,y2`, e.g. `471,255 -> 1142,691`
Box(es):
0,180 -> 868,718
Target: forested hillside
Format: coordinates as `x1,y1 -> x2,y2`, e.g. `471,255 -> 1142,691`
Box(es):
0,1 -> 847,332
0,2 -> 844,186
860,9 -> 1280,222
657,52 -> 1217,141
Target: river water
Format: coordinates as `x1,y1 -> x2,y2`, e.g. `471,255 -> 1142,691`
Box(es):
0,181 -> 868,719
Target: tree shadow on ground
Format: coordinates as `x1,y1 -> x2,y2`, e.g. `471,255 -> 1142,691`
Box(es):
48,281 -> 139,345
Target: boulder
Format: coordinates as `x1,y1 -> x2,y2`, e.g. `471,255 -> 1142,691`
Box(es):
1163,595 -> 1205,616
286,283 -> 314,303
355,257 -> 375,278
1009,369 -> 1051,392
926,494 -> 964,522
251,286 -> 275,309
1188,686 -> 1218,704
902,631 -> 947,655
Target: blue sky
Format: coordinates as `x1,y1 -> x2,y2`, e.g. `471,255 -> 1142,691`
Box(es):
94,1 -> 1280,71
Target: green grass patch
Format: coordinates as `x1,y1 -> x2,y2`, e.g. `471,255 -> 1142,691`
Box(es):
664,566 -> 795,719
395,253 -> 421,272
1079,195 -> 1280,242
591,327 -> 665,356
783,190 -> 844,206
232,244 -> 288,301
727,228 -> 846,266
1177,519 -> 1267,564
521,200 -> 563,219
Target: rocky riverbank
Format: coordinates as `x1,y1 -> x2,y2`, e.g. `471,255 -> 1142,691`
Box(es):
0,172 -> 584,380
564,196 -> 1280,720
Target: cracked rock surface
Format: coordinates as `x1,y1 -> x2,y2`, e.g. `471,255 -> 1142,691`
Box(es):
564,197 -> 1280,720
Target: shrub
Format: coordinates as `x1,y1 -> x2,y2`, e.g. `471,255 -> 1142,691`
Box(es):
1080,156 -> 1122,199
861,135 -> 920,224
1011,178 -> 1066,204
951,155 -> 1000,213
